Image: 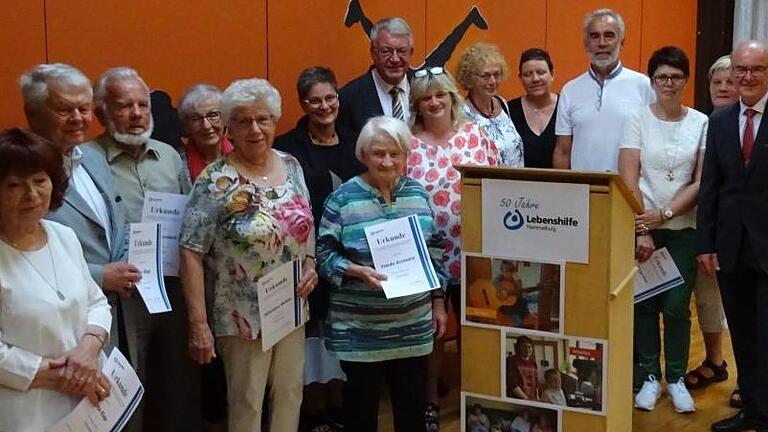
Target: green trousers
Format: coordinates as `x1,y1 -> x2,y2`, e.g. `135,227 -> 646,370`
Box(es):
634,228 -> 697,382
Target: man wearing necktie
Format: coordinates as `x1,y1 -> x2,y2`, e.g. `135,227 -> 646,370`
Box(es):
697,40 -> 768,432
338,17 -> 413,139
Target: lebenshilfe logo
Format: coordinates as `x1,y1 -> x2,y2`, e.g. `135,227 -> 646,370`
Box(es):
500,196 -> 580,233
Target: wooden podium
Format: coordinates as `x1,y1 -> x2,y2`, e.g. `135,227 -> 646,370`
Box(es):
458,166 -> 641,432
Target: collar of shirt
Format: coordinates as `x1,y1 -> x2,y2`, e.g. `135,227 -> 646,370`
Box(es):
588,61 -> 624,85
371,68 -> 409,96
69,146 -> 84,171
100,134 -> 162,163
740,89 -> 768,116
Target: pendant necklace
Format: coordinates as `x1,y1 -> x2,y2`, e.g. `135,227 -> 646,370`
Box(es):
470,95 -> 495,118
662,122 -> 681,182
1,227 -> 66,301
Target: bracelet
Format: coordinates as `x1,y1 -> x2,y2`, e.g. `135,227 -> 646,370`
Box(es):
431,289 -> 446,299
84,331 -> 106,347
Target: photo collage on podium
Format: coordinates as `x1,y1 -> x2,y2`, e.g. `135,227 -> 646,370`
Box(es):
461,252 -> 608,426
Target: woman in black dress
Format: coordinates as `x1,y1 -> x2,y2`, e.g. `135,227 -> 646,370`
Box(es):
507,48 -> 558,168
274,66 -> 364,432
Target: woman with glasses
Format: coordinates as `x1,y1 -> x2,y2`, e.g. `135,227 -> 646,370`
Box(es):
618,46 -> 707,414
275,66 -> 363,432
178,84 -> 234,181
179,78 -> 319,432
508,48 -> 559,168
407,67 -> 499,430
455,42 -> 523,167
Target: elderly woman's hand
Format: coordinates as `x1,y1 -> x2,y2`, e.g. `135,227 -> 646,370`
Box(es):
432,297 -> 448,340
59,335 -> 103,394
346,263 -> 388,290
80,372 -> 112,405
296,257 -> 319,298
188,322 -> 216,365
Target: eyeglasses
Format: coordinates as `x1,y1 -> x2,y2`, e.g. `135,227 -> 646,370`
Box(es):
414,66 -> 446,79
733,65 -> 768,78
652,74 -> 686,85
303,93 -> 339,109
375,46 -> 411,59
231,115 -> 273,129
187,110 -> 222,125
475,71 -> 502,81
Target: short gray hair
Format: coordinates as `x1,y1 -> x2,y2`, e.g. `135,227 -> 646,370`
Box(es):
708,55 -> 732,80
221,78 -> 281,124
19,63 -> 92,110
355,116 -> 411,161
178,84 -> 222,119
94,67 -> 150,108
370,17 -> 413,48
583,8 -> 625,42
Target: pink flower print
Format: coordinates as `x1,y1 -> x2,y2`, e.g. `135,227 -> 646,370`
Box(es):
450,223 -> 461,238
452,180 -> 461,194
231,310 -> 253,339
408,151 -> 423,166
446,167 -> 460,181
449,260 -> 461,279
432,190 -> 451,207
426,145 -> 438,159
425,168 -> 440,183
450,153 -> 463,165
410,165 -> 425,180
468,134 -> 480,149
450,200 -> 461,215
454,135 -> 466,149
474,149 -> 486,162
437,156 -> 450,168
435,211 -> 450,227
273,195 -> 313,244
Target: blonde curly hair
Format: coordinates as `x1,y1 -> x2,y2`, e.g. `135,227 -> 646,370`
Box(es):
455,42 -> 509,91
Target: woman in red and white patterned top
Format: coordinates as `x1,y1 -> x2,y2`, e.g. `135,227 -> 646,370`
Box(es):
406,67 -> 498,429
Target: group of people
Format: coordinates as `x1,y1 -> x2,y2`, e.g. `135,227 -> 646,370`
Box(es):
0,6 -> 766,432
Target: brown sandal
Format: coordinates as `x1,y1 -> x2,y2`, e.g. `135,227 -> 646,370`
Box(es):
684,359 -> 728,389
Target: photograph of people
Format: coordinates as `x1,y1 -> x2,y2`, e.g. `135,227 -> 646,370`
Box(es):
464,395 -> 559,432
465,256 -> 562,333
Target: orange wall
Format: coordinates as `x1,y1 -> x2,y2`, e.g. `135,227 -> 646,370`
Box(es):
0,1 -> 697,135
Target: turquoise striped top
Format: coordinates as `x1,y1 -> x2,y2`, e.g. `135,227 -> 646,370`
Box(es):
317,175 -> 447,362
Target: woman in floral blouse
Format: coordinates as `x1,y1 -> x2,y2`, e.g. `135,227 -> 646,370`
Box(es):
407,67 -> 499,428
179,78 -> 318,432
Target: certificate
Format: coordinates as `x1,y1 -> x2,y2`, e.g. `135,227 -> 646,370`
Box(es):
141,191 -> 189,277
50,349 -> 144,432
257,259 -> 309,351
364,214 -> 441,299
634,247 -> 685,303
128,223 -> 172,314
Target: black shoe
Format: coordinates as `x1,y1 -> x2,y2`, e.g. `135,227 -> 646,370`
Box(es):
468,6 -> 488,30
711,410 -> 758,432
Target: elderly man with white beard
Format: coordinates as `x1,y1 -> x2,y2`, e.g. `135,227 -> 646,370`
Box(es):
88,67 -> 199,432
552,8 -> 655,171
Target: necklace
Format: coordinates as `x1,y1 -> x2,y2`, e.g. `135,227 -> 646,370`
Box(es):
523,95 -> 556,115
470,94 -> 495,118
1,227 -> 66,301
654,105 -> 685,182
232,152 -> 272,184
309,131 -> 339,146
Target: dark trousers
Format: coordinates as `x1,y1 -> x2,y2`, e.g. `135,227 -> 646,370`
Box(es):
340,355 -> 428,432
718,235 -> 768,419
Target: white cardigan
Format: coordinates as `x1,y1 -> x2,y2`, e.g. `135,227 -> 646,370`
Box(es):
0,220 -> 111,432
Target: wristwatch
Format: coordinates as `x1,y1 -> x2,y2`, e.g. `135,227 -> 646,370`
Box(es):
661,207 -> 674,221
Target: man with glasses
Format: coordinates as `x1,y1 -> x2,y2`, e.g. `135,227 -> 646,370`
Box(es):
698,40 -> 768,432
338,17 -> 414,138
20,63 -> 139,356
88,67 -> 199,432
553,8 -> 654,171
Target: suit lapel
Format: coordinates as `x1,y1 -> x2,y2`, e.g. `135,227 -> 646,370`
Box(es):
364,71 -> 385,117
745,111 -> 768,179
63,184 -> 103,227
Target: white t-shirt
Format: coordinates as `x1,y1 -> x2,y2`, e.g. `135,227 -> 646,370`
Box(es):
620,106 -> 708,230
556,64 -> 655,171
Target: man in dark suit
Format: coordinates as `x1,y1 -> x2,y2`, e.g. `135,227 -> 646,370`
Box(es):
697,40 -> 768,432
338,16 -> 413,137
21,63 -> 142,355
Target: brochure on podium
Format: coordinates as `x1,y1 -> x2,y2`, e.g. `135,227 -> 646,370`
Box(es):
364,214 -> 441,299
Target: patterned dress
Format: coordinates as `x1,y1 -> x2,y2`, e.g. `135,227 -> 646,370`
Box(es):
407,122 -> 499,284
462,102 -> 524,167
179,151 -> 314,339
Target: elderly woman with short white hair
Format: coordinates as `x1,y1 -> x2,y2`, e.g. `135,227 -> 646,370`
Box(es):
179,78 -> 318,432
317,116 -> 447,432
178,84 -> 234,181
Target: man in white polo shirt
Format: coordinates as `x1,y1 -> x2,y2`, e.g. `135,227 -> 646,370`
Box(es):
553,8 -> 655,171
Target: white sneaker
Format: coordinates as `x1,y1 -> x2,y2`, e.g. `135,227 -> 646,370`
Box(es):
634,375 -> 661,411
667,377 -> 696,413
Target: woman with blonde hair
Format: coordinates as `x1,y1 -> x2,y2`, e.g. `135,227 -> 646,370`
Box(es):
408,67 -> 499,430
455,42 -> 523,167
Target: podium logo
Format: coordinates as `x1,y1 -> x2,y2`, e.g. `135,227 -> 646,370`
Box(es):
503,209 -> 525,230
